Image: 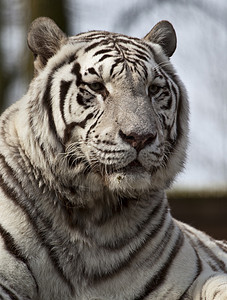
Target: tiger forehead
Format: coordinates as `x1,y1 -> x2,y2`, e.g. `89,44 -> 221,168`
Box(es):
87,34 -> 152,61
73,30 -> 152,53
73,32 -> 156,80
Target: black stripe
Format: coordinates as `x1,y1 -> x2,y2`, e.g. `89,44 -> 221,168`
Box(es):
0,283 -> 19,300
79,32 -> 109,41
0,109 -> 19,146
197,239 -> 226,272
178,247 -> 202,299
141,64 -> 148,79
0,223 -> 38,293
126,57 -> 146,69
42,64 -> 65,139
109,58 -> 124,77
71,63 -> 82,86
216,240 -> 227,253
60,80 -> 72,124
72,113 -> 93,129
100,201 -> 166,249
119,44 -> 150,62
117,38 -> 151,54
41,58 -> 74,146
212,283 -> 227,299
92,205 -> 169,283
87,67 -> 99,77
168,78 -> 179,99
76,89 -> 94,108
132,53 -> 149,62
85,111 -> 104,141
159,69 -> 183,143
175,88 -> 184,142
76,113 -> 94,128
134,232 -> 184,300
68,54 -> 77,64
0,230 -> 21,266
28,100 -> 48,159
0,155 -> 75,295
64,113 -> 94,143
21,103 -> 57,179
93,49 -> 112,57
157,70 -> 179,136
0,224 -> 22,264
160,78 -> 177,110
76,93 -> 85,106
160,97 -> 172,110
113,64 -> 125,78
184,227 -> 226,272
85,42 -> 103,53
98,54 -> 113,62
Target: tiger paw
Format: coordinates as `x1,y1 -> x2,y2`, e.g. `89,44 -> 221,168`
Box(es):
200,275 -> 227,300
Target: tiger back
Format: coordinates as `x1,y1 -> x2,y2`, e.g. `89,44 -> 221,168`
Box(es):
0,17 -> 226,300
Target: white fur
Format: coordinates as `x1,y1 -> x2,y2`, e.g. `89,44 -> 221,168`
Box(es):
0,18 -> 226,299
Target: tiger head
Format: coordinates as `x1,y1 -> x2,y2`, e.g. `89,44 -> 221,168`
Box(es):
27,18 -> 189,197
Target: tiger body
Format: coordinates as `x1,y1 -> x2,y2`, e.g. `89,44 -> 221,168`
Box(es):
0,17 -> 226,299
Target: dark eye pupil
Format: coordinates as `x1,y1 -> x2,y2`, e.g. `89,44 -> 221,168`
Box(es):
149,85 -> 160,95
89,82 -> 104,91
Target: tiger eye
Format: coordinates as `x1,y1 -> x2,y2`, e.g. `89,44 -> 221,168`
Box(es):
148,84 -> 161,96
88,82 -> 105,92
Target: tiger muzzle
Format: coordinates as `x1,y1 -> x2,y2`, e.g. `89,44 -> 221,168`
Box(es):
119,130 -> 157,152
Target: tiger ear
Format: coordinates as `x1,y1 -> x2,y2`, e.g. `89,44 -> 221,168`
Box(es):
144,21 -> 177,57
27,17 -> 66,73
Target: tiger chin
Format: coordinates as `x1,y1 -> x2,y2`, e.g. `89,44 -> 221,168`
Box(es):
0,16 -> 227,300
104,167 -> 153,195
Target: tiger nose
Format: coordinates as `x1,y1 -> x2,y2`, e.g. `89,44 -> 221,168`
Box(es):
119,130 -> 157,151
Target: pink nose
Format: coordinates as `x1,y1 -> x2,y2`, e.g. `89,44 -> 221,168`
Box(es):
119,130 -> 157,152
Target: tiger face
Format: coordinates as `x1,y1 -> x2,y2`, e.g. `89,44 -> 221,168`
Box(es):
28,18 -> 188,195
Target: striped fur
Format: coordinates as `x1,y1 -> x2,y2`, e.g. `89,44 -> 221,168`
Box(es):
0,17 -> 226,299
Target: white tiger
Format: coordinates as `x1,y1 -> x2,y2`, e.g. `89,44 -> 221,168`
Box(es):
0,17 -> 226,300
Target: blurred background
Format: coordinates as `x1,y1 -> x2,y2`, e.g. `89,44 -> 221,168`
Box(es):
0,0 -> 226,237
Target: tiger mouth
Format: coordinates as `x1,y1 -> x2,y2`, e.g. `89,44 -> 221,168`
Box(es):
114,160 -> 145,174
95,159 -> 154,176
127,159 -> 141,168
66,153 -> 159,177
